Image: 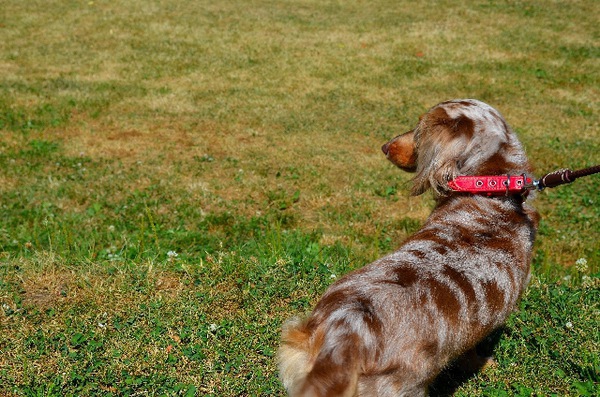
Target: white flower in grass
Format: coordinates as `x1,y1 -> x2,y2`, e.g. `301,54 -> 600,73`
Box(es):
565,322 -> 573,329
209,323 -> 218,332
575,258 -> 588,273
330,274 -> 337,279
167,250 -> 178,259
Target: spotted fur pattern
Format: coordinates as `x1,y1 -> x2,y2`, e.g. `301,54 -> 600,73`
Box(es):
278,99 -> 539,397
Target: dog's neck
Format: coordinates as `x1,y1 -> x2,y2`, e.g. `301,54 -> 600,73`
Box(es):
437,191 -> 528,207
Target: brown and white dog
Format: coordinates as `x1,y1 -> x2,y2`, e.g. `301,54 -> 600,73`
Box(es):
278,99 -> 539,396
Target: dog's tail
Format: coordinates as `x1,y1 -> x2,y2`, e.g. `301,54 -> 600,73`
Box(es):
277,317 -> 360,397
278,317 -> 313,395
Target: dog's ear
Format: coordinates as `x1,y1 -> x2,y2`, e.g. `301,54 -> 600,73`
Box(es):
381,130 -> 417,172
410,112 -> 474,196
410,130 -> 465,196
412,105 -> 514,196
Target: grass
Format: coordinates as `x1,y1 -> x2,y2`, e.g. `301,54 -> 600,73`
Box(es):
0,0 -> 598,395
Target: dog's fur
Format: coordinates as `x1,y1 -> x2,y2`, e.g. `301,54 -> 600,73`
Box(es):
277,99 -> 539,397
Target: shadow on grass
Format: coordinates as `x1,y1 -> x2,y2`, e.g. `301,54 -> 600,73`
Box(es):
429,329 -> 505,397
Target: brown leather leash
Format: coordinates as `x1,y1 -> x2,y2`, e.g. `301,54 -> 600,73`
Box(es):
529,165 -> 600,191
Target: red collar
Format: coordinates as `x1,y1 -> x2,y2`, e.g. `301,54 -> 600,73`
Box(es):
448,175 -> 532,196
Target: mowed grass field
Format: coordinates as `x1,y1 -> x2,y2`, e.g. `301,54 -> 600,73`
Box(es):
1,0 -> 598,395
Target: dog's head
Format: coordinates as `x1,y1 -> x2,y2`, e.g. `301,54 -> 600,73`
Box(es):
382,99 -> 531,196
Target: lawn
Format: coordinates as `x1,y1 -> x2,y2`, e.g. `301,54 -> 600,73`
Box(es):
0,1 -> 598,396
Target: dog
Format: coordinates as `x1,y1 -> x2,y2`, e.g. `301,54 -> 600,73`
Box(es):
277,99 -> 539,396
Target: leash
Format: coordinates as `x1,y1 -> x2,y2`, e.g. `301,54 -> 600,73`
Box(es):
448,165 -> 600,196
530,165 -> 600,190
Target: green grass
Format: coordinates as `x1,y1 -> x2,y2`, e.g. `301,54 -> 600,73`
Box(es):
1,0 -> 598,395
